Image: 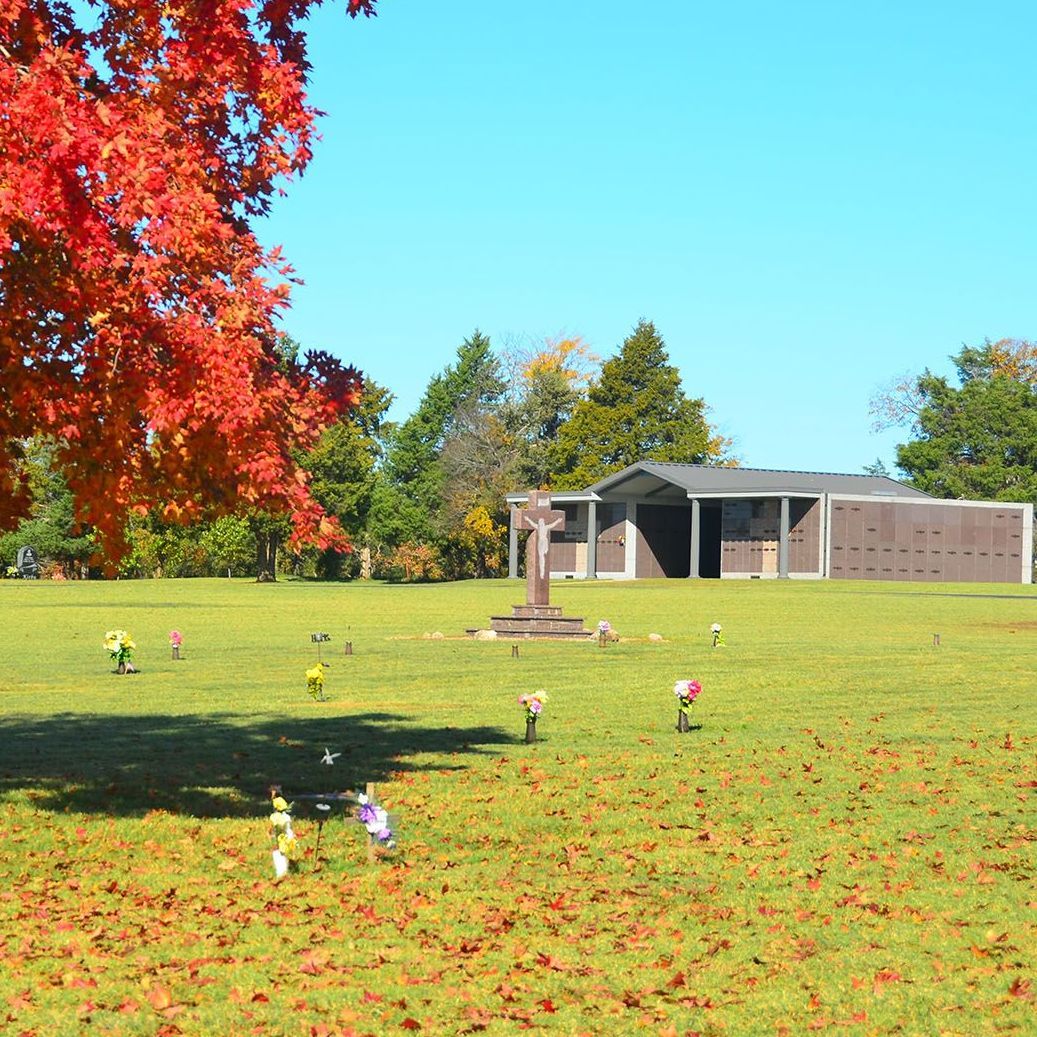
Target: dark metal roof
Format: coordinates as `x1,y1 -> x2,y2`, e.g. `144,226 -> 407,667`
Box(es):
588,461 -> 933,499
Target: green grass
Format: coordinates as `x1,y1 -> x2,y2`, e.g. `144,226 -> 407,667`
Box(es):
1,576 -> 1034,1036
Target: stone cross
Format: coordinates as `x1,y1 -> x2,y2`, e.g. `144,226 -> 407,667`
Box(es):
512,490 -> 565,606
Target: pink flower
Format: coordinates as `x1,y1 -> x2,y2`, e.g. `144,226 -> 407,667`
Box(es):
169,630 -> 183,647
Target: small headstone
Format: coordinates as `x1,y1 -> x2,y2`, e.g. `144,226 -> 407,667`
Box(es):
16,545 -> 40,579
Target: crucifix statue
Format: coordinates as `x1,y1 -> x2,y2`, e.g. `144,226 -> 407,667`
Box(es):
512,490 -> 566,606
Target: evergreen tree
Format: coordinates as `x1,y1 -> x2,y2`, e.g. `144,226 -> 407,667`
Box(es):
378,331 -> 503,545
550,319 -> 730,488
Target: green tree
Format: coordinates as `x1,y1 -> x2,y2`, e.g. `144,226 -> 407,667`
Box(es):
885,340 -> 1037,502
0,438 -> 95,576
304,377 -> 393,578
550,319 -> 731,489
377,331 -> 504,548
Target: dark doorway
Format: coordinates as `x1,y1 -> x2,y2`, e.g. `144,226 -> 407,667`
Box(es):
699,503 -> 722,578
636,504 -> 691,577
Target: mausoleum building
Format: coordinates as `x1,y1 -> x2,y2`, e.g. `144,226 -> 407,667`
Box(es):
506,462 -> 1034,585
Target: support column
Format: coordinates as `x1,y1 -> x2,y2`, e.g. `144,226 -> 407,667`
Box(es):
586,499 -> 598,578
508,508 -> 519,579
689,498 -> 701,578
778,496 -> 790,579
624,501 -> 637,578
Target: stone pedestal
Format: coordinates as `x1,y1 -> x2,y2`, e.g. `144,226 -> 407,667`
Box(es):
488,604 -> 591,640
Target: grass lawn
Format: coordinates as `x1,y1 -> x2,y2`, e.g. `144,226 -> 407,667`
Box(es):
1,576 -> 1034,1036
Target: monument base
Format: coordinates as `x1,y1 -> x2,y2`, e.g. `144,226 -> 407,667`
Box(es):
483,604 -> 592,640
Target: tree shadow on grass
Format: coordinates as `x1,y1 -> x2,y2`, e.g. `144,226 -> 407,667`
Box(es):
0,711 -> 512,818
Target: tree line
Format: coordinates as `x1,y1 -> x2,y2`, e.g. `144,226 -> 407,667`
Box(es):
3,330 -> 1033,581
1,319 -> 731,580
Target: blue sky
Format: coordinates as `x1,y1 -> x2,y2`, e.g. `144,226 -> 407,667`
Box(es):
260,0 -> 1036,476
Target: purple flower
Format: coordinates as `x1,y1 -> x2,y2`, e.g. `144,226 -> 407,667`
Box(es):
358,803 -> 377,825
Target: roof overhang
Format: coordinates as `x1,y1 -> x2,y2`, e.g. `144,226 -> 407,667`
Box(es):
505,491 -> 600,505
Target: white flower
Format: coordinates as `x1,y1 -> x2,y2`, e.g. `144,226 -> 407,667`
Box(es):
711,623 -> 722,633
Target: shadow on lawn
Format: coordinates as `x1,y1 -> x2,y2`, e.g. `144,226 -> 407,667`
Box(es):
0,711 -> 512,818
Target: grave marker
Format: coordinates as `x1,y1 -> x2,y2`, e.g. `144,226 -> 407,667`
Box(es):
16,545 -> 40,579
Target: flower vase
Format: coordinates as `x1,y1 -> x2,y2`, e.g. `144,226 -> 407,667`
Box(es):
525,718 -> 537,744
598,632 -> 606,648
677,708 -> 689,733
117,661 -> 126,675
172,645 -> 180,660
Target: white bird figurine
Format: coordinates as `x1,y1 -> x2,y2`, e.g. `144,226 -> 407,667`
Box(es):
320,747 -> 341,766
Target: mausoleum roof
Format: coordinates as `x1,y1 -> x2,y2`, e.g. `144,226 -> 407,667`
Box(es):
587,462 -> 933,500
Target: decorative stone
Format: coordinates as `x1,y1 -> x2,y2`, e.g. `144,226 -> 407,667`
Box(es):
473,629 -> 498,641
431,631 -> 445,640
648,633 -> 665,642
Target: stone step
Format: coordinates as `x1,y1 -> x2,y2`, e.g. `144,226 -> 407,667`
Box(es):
509,604 -> 563,619
489,626 -> 592,640
489,618 -> 592,639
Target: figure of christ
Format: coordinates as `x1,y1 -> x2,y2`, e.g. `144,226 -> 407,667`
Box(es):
513,491 -> 567,607
529,514 -> 564,579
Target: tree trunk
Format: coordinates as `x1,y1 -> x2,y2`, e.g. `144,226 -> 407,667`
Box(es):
256,533 -> 279,582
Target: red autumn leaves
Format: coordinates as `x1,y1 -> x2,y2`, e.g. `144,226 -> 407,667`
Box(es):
0,0 -> 376,558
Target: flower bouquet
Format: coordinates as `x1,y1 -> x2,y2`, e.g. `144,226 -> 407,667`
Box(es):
711,623 -> 725,648
269,794 -> 299,879
357,792 -> 395,853
597,619 -> 612,647
306,662 -> 327,701
169,630 -> 183,660
104,629 -> 136,674
674,679 -> 701,733
519,690 -> 547,744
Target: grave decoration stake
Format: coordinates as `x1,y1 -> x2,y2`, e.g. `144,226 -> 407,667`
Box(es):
103,629 -> 136,675
674,679 -> 702,733
320,747 -> 340,766
310,631 -> 331,663
932,633 -> 941,647
269,793 -> 299,880
597,619 -> 612,647
711,623 -> 725,648
519,690 -> 548,744
313,803 -> 332,870
306,662 -> 327,701
169,630 -> 183,660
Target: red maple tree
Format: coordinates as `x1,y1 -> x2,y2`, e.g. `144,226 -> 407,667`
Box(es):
0,0 -> 378,560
